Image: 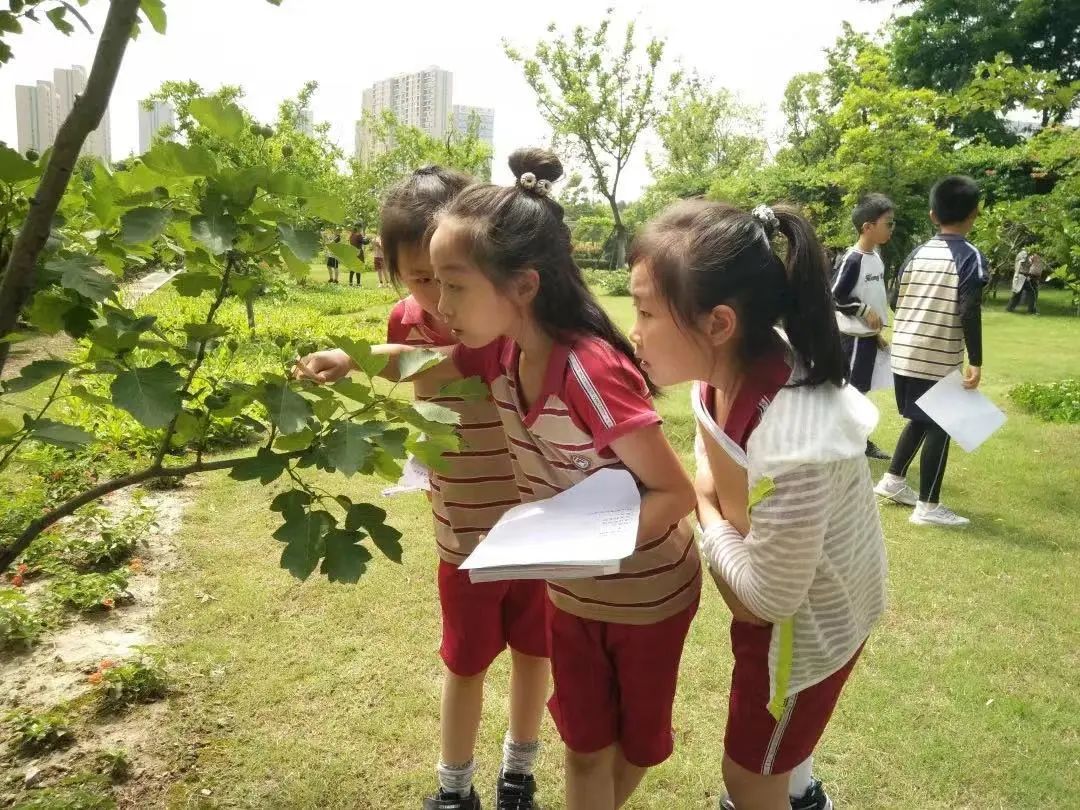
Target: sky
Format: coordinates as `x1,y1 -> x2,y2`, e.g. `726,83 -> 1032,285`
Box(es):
0,0 -> 900,199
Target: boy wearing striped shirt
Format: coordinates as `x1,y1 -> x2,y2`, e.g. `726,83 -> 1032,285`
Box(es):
874,176 -> 988,527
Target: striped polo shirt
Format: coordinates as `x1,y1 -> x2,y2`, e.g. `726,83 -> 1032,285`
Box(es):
453,334 -> 701,625
387,297 -> 520,564
891,234 -> 988,381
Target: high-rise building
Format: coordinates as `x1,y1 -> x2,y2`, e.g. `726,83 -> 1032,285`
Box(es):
53,65 -> 111,161
452,105 -> 495,148
356,66 -> 453,162
138,100 -> 175,153
14,80 -> 58,155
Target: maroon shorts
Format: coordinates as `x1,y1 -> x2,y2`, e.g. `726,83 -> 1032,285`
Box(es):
437,560 -> 548,677
725,620 -> 864,775
546,598 -> 698,767
374,256 -> 385,271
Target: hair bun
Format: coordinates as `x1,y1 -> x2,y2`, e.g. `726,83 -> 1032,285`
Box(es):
508,147 -> 563,185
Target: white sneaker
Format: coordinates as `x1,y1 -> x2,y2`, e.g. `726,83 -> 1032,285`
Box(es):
910,502 -> 970,527
874,477 -> 918,507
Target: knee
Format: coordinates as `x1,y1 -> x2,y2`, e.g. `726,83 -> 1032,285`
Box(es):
566,746 -> 613,776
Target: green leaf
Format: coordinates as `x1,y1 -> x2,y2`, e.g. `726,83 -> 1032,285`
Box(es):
0,12 -> 22,35
273,510 -> 333,581
120,207 -> 170,244
45,5 -> 74,35
139,0 -> 166,33
398,348 -> 445,381
189,97 -> 245,139
229,448 -> 289,484
0,415 -> 19,440
273,427 -> 315,452
25,292 -> 74,334
257,381 -> 312,435
70,385 -> 113,408
0,144 -> 39,182
267,171 -> 315,198
190,213 -> 237,255
344,503 -> 388,532
62,306 -> 97,339
331,379 -> 372,404
141,141 -> 215,177
110,361 -> 183,428
31,418 -> 93,449
369,523 -> 404,564
277,225 -> 320,262
438,376 -> 490,400
323,422 -> 376,477
371,448 -> 403,482
376,427 -> 409,459
3,359 -> 72,393
229,276 -> 261,299
49,255 -> 117,302
412,401 -> 461,426
172,411 -> 201,444
327,242 -> 364,272
409,433 -> 461,472
172,271 -> 220,297
280,246 -> 310,280
331,336 -> 388,378
304,194 -> 346,223
321,529 -> 372,583
269,489 -> 312,515
183,323 -> 227,342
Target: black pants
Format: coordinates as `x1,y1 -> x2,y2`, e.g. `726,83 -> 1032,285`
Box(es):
349,270 -> 361,286
1006,282 -> 1038,313
888,420 -> 950,503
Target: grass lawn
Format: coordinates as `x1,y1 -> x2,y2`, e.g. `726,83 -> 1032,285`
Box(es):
146,285 -> 1079,809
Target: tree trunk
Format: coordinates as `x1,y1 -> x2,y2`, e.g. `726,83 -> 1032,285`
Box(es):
245,296 -> 256,329
0,0 -> 142,377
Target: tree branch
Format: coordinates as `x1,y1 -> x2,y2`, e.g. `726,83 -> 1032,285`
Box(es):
0,449 -> 305,571
0,0 -> 142,377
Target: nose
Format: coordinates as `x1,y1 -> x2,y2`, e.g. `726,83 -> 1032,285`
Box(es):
437,289 -> 451,318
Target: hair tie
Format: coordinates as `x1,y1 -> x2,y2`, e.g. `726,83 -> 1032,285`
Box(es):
518,172 -> 552,197
752,204 -> 779,238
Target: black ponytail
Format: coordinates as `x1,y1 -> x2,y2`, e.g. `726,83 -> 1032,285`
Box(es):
773,207 -> 847,387
630,200 -> 847,388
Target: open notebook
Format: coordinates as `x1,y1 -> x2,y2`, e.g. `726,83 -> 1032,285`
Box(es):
461,468 -> 641,583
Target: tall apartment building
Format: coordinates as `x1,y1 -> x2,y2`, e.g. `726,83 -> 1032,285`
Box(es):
356,66 -> 453,163
14,80 -> 59,155
138,99 -> 175,153
451,104 -> 495,148
54,65 -> 111,161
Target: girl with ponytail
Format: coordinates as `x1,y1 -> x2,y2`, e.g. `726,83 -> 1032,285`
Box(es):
627,200 -> 888,810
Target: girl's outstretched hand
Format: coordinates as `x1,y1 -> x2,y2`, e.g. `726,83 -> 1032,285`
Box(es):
292,349 -> 354,384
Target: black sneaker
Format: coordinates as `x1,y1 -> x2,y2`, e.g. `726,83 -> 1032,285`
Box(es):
791,779 -> 833,810
718,779 -> 832,810
423,788 -> 481,810
495,770 -> 537,809
865,440 -> 891,461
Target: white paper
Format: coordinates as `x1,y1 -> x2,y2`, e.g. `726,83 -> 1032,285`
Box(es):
915,370 -> 1007,452
381,455 -> 432,497
461,468 -> 640,582
870,347 -> 893,392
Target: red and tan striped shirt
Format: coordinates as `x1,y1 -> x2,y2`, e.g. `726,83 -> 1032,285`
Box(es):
453,335 -> 700,625
387,297 -> 519,563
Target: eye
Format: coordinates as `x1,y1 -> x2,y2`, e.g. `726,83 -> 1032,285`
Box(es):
637,309 -> 651,319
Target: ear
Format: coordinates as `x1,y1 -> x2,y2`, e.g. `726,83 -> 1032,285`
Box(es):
513,268 -> 541,304
701,303 -> 738,347
929,210 -> 940,226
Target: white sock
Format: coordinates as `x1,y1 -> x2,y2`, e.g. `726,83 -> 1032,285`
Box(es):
883,472 -> 905,485
916,500 -> 937,511
437,759 -> 475,797
788,755 -> 813,799
502,731 -> 540,776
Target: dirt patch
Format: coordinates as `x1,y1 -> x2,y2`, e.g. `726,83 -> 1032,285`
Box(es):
0,334 -> 75,382
0,487 -> 190,808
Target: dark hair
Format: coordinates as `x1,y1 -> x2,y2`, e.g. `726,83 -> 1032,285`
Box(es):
629,200 -> 847,388
380,165 -> 472,282
930,175 -> 981,225
439,147 -> 656,394
852,193 -> 894,232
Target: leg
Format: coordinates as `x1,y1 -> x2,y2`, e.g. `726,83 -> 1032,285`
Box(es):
440,668 -> 486,766
1006,289 -> 1021,311
1028,283 -> 1039,314
508,649 -> 549,744
888,419 -> 927,478
722,754 -> 791,810
919,423 -> 951,504
566,744 -> 616,810
613,746 -> 647,808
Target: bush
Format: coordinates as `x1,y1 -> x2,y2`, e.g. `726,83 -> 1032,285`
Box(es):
47,570 -> 130,614
4,705 -> 74,754
1009,379 -> 1080,423
0,588 -> 45,650
91,653 -> 168,712
600,268 -> 632,297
